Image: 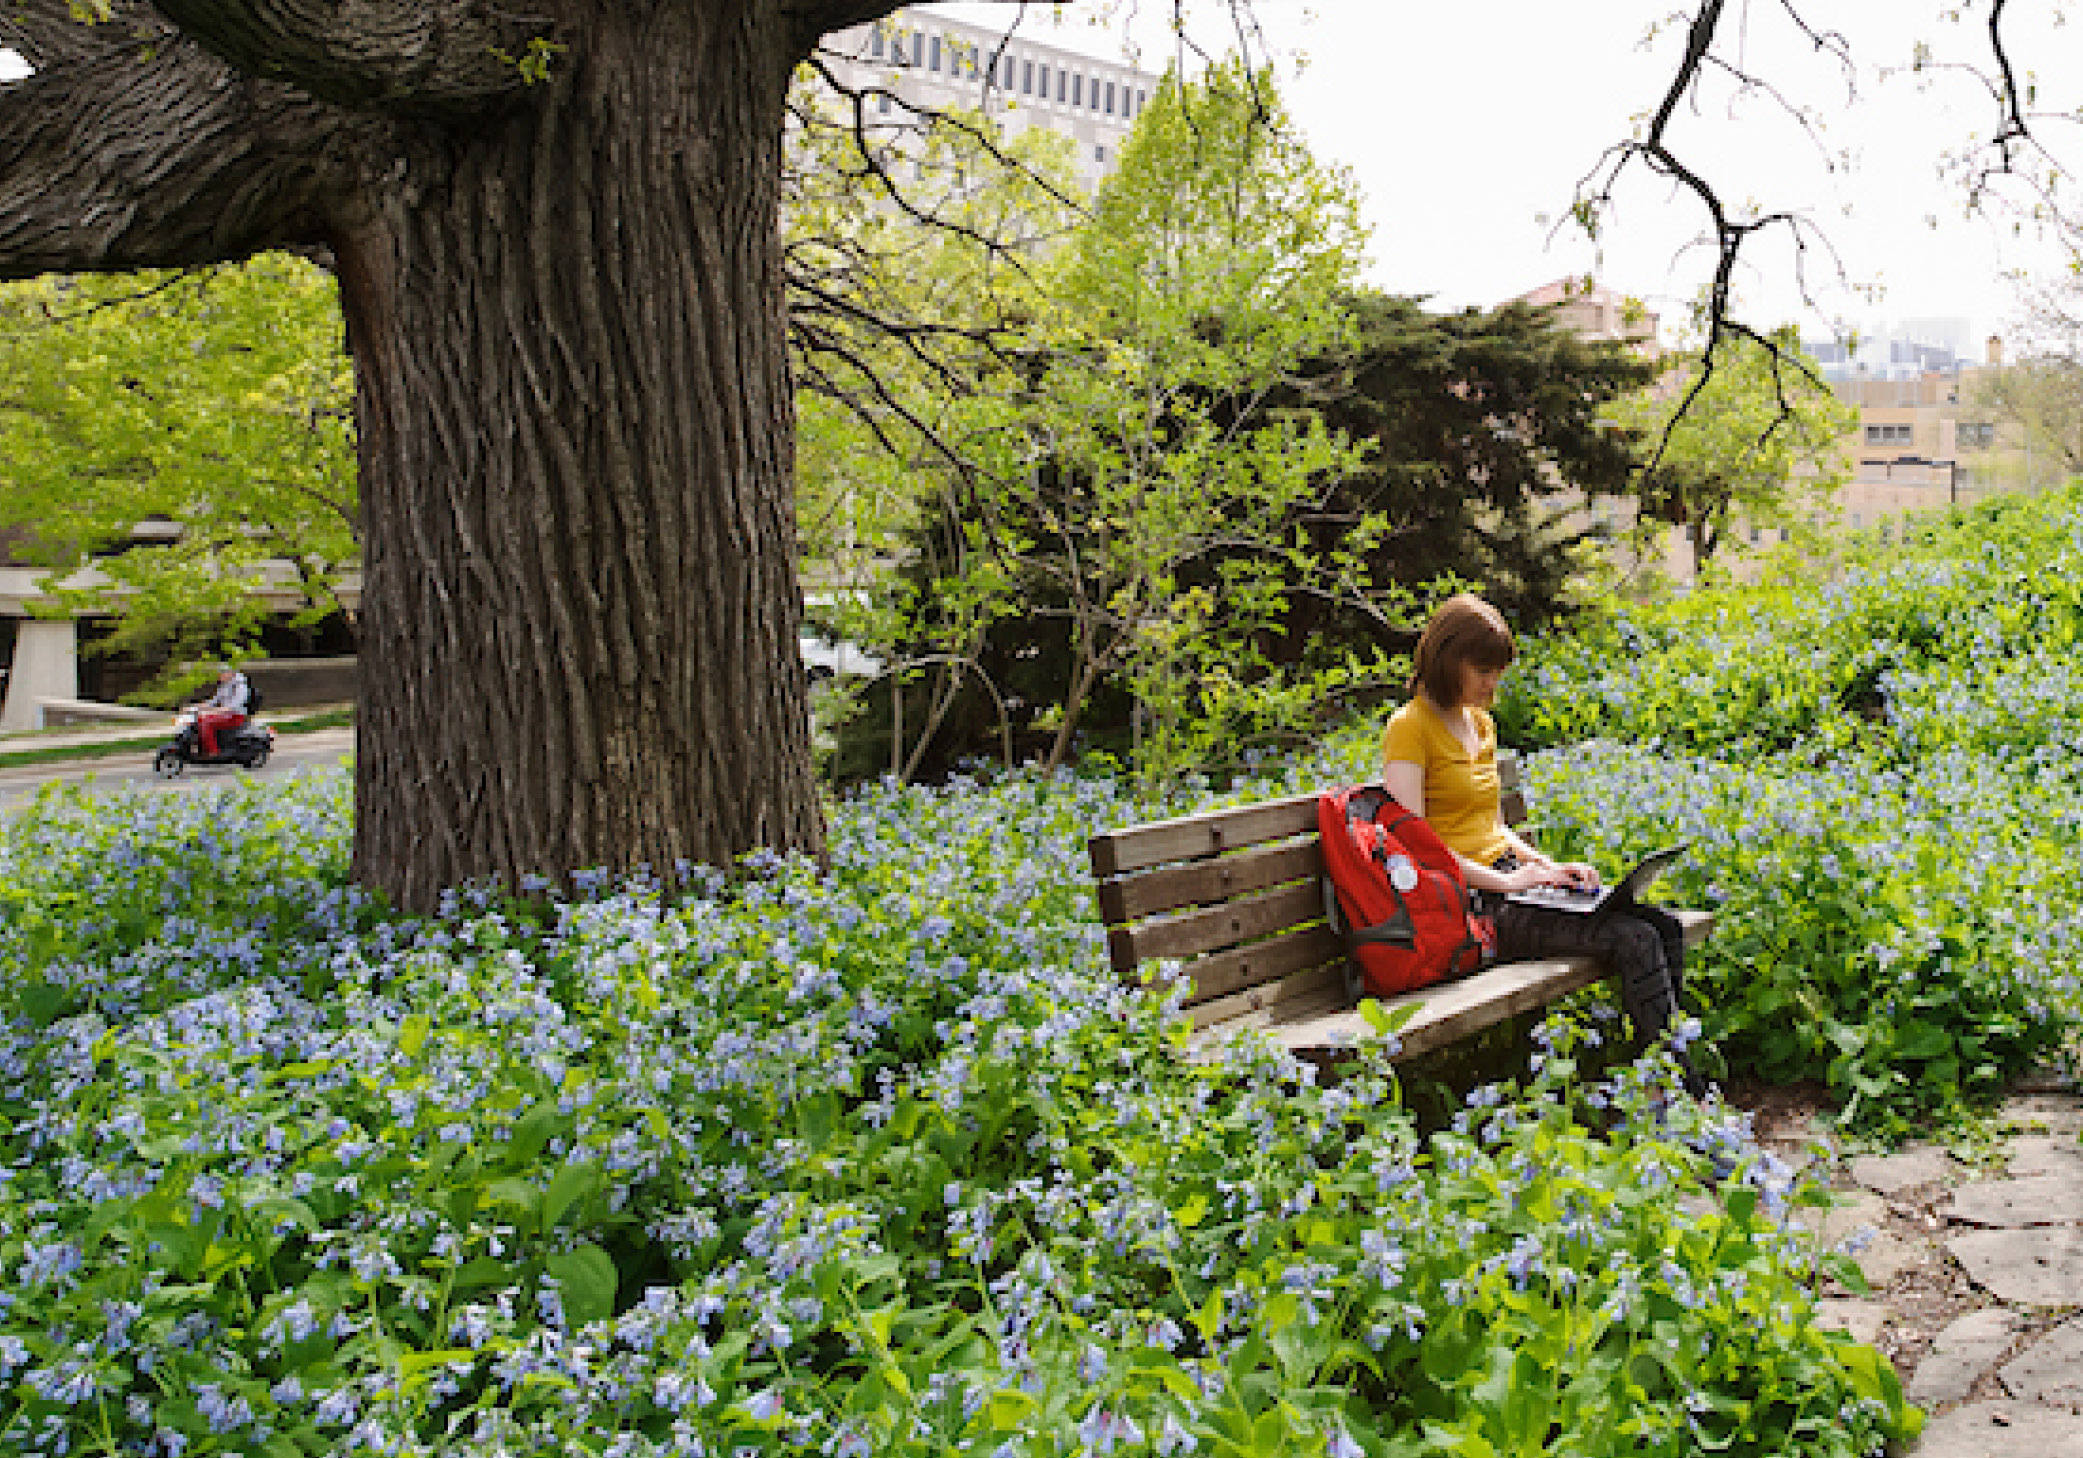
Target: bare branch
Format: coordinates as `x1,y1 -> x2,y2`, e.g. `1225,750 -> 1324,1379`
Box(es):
1570,1 -> 1844,474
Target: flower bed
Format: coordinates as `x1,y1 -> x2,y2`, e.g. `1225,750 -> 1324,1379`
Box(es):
1500,490 -> 2083,1132
0,767 -> 1912,1456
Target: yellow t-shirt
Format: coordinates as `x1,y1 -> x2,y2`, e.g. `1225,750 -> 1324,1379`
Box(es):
1381,699 -> 1512,865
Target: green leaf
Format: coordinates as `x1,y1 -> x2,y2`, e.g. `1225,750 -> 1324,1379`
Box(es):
1822,1252 -> 1872,1296
451,1256 -> 516,1291
399,1348 -> 476,1391
545,1244 -> 619,1330
987,1390 -> 1037,1430
398,1013 -> 431,1058
17,981 -> 68,1027
507,1103 -> 562,1166
541,1161 -> 599,1232
488,1177 -> 541,1227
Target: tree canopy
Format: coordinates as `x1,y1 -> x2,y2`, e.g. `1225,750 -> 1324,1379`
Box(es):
0,254 -> 355,685
1610,325 -> 1852,575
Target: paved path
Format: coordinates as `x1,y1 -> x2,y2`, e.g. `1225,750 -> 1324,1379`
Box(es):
0,727 -> 355,811
1775,1084 -> 2083,1455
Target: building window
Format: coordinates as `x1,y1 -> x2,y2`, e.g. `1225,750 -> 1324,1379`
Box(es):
1105,80 -> 1117,115
1095,143 -> 1107,163
1057,67 -> 1068,103
1137,89 -> 1147,114
1072,73 -> 1082,107
1959,422 -> 1996,449
929,34 -> 941,72
877,92 -> 889,114
1864,423 -> 1912,446
1022,59 -> 1033,94
869,27 -> 884,58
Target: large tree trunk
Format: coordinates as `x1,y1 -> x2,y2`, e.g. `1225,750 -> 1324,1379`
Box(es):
334,4 -> 824,908
0,0 -> 925,912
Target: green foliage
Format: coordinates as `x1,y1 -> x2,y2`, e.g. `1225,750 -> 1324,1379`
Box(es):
984,59 -> 1375,781
1609,325 -> 1852,575
0,765 -> 1915,1456
837,62 -> 1413,785
804,65 -> 1668,787
0,254 -> 356,686
1495,488 -> 2083,1134
1278,293 -> 1656,629
1967,354 -> 2083,481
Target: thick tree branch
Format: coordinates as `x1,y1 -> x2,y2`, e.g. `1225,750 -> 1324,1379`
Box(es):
0,0 -> 159,66
149,0 -> 550,119
0,37 -> 359,276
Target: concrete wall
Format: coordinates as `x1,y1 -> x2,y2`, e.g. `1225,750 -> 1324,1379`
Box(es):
245,656 -> 358,710
0,620 -> 79,731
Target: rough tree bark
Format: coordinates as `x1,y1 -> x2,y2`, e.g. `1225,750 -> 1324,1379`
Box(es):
0,0 -> 909,910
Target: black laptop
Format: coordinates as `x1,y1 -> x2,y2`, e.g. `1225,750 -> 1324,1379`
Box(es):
1503,844 -> 1690,921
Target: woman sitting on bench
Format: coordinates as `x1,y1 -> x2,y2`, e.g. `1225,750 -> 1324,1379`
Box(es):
1382,593 -> 1686,1051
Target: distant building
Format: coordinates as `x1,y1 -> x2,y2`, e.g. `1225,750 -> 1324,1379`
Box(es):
1512,277 -> 1662,359
815,7 -> 1162,193
1803,329 -> 2046,529
1505,279 -> 1691,573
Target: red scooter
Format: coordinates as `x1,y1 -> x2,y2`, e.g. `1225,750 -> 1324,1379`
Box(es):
153,709 -> 275,776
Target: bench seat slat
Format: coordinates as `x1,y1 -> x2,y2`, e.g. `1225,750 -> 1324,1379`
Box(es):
1088,792 -> 1319,878
1109,878 -> 1327,973
1097,838 -> 1323,926
1262,954 -> 1608,1062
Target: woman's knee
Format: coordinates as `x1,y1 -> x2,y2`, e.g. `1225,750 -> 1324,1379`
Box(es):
1601,917 -> 1664,970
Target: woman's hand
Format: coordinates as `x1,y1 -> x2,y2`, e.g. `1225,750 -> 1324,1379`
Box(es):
1556,861 -> 1601,890
1501,861 -> 1574,893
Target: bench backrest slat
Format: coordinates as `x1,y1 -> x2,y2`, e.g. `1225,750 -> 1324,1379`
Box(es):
1087,792 -> 1318,878
1108,878 -> 1326,975
1096,838 -> 1323,925
1174,925 -> 1347,1020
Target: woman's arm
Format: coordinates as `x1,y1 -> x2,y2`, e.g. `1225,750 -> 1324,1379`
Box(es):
1387,758 -> 1560,893
1383,759 -> 1426,818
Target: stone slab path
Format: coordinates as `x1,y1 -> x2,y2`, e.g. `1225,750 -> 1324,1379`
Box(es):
1766,1088 -> 2083,1456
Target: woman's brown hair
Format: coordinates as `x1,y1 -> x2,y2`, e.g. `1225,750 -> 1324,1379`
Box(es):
1410,593 -> 1515,706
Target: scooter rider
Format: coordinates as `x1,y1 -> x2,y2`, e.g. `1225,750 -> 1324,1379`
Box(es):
197,663 -> 251,759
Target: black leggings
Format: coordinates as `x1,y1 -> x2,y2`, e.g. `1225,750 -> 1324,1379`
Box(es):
1485,890 -> 1687,1046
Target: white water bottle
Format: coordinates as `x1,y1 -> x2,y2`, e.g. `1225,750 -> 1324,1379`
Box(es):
1386,854 -> 1419,893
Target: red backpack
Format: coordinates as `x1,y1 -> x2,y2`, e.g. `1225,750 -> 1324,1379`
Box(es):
1317,785 -> 1492,997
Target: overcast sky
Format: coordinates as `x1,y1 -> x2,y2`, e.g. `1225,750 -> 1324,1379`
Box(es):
929,0 -> 2083,353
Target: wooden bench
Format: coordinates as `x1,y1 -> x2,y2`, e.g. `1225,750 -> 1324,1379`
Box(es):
1087,754 -> 1712,1064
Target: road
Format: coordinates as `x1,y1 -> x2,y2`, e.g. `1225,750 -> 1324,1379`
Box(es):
0,727 -> 356,812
